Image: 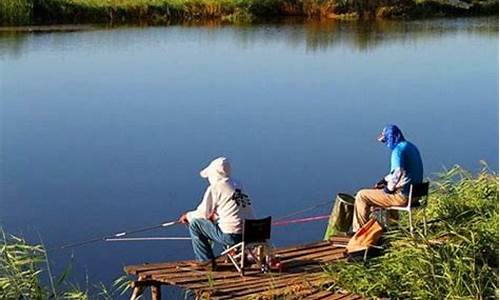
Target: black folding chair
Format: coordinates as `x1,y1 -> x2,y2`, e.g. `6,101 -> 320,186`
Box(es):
220,217 -> 271,275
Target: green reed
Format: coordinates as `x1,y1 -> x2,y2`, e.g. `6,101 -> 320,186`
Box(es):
0,230 -> 129,300
324,163 -> 499,299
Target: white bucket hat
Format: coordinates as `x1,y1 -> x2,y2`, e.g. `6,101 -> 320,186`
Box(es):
200,157 -> 231,179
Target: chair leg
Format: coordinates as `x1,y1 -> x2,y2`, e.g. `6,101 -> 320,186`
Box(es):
240,242 -> 245,276
409,209 -> 413,236
423,207 -> 428,236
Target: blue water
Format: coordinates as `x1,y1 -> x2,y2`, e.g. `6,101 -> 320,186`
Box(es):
0,17 -> 498,296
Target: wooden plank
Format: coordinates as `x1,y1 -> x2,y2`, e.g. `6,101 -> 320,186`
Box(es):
184,263 -> 326,290
302,290 -> 335,299
207,273 -> 326,296
281,247 -> 345,263
274,240 -> 332,255
203,273 -> 319,293
278,244 -> 341,260
329,236 -> 351,244
155,269 -> 262,285
215,273 -> 326,299
321,293 -> 355,300
185,269 -> 320,290
125,260 -> 190,274
335,294 -> 363,300
131,280 -> 162,288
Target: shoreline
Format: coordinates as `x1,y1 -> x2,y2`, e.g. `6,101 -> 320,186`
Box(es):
0,15 -> 498,33
1,0 -> 498,27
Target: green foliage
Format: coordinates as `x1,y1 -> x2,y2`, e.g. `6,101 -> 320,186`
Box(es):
0,0 -> 33,25
325,164 -> 499,299
0,0 -> 497,25
0,230 -> 130,299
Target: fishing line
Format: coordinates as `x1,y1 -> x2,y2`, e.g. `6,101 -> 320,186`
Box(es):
105,237 -> 191,242
49,220 -> 179,251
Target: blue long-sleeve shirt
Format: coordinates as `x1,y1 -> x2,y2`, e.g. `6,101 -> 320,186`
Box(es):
385,141 -> 424,196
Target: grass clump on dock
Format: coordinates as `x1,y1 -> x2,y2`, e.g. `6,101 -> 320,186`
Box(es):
0,230 -> 128,299
325,163 -> 498,299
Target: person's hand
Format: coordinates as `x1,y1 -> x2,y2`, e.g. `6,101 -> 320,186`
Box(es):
374,178 -> 386,189
179,213 -> 189,224
208,211 -> 218,222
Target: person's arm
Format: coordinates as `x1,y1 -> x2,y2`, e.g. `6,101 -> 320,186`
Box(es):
179,187 -> 215,224
374,177 -> 387,189
384,167 -> 411,193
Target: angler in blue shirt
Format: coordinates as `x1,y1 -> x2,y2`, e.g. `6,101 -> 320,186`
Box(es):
352,124 -> 424,231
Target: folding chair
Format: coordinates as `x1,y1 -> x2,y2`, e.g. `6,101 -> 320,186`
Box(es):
220,217 -> 271,276
378,181 -> 430,235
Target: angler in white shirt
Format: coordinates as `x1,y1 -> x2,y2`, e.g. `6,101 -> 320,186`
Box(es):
179,157 -> 255,268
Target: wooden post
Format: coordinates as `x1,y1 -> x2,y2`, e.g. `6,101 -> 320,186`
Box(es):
151,284 -> 161,300
130,286 -> 144,300
130,276 -> 146,300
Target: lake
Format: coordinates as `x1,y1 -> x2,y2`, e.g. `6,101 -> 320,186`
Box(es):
0,17 -> 498,296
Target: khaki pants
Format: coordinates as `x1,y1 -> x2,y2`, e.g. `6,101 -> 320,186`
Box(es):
352,189 -> 408,231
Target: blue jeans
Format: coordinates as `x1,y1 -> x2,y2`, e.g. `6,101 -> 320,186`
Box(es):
189,218 -> 242,262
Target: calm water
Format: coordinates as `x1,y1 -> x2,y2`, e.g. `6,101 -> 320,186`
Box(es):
0,17 -> 498,295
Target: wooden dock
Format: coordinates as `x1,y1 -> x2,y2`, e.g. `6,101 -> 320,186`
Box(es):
124,236 -> 363,300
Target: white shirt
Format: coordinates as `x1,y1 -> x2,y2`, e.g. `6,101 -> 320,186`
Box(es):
186,177 -> 255,234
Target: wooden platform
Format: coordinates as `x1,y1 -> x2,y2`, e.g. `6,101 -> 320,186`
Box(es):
124,236 -> 363,300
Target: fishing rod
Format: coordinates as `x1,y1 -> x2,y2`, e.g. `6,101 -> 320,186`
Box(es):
272,214 -> 330,226
273,199 -> 333,222
51,220 -> 180,251
51,198 -> 337,251
105,237 -> 191,242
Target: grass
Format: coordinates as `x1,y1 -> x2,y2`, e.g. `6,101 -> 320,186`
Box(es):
0,0 -> 497,25
0,230 -> 129,300
324,163 -> 499,299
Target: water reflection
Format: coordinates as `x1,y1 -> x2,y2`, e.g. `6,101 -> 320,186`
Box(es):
0,17 -> 497,59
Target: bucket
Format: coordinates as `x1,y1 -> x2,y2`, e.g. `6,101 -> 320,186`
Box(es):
323,193 -> 355,240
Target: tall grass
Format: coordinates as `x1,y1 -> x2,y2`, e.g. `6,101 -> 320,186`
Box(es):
325,164 -> 499,299
0,230 -> 129,299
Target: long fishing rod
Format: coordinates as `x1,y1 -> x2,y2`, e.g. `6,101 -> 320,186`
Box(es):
95,214 -> 332,243
51,220 -> 179,251
272,214 -> 330,226
51,199 -> 337,250
273,199 -> 333,222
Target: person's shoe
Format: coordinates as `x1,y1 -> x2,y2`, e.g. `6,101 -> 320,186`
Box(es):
188,260 -> 217,271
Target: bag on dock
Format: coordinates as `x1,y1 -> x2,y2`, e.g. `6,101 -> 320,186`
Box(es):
346,218 -> 383,253
323,193 -> 355,240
